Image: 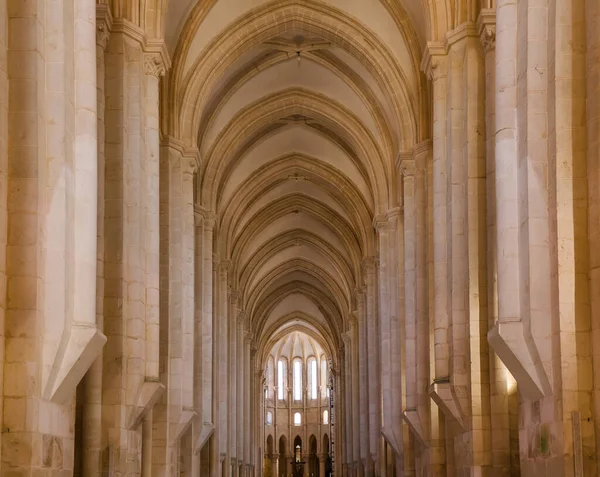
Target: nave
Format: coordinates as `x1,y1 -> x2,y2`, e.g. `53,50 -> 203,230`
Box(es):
0,0 -> 600,476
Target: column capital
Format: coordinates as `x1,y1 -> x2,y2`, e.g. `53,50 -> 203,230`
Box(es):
412,140 -> 432,162
161,136 -> 201,173
444,22 -> 479,50
398,158 -> 415,178
395,149 -> 413,174
96,4 -> 113,49
477,9 -> 496,53
220,261 -> 232,279
372,215 -> 388,232
361,257 -> 378,274
144,39 -> 171,72
421,42 -> 447,80
195,206 -> 216,228
144,52 -> 167,77
237,310 -> 248,325
229,288 -> 240,303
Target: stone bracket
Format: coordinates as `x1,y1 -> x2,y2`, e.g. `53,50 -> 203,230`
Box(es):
428,381 -> 466,432
127,380 -> 165,429
402,409 -> 428,447
170,408 -> 197,445
488,322 -> 551,400
381,426 -> 401,456
44,323 -> 107,405
194,422 -> 215,455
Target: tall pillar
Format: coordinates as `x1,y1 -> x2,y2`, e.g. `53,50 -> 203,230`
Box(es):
478,10 -> 515,476
229,291 -> 239,465
355,288 -> 368,477
350,317 -> 360,476
82,6 -> 112,477
588,0 -> 600,466
363,257 -> 379,475
238,315 -> 246,468
218,260 -> 231,477
421,44 -> 449,476
319,454 -> 326,477
4,0 -> 105,474
272,455 -> 280,477
244,331 -> 252,470
194,209 -> 216,464
374,208 -> 403,474
401,141 -> 432,472
342,335 -> 353,474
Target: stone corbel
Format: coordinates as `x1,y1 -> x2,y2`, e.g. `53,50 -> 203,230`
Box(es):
398,157 -> 415,178
372,214 -> 388,234
195,205 -> 216,228
194,422 -> 215,454
402,409 -> 429,447
44,323 -> 107,404
144,39 -> 171,73
444,22 -> 479,51
412,140 -> 432,169
477,9 -> 496,53
144,52 -> 167,77
488,323 -> 551,400
127,379 -> 166,429
161,136 -> 201,173
96,3 -> 113,49
170,408 -> 197,446
428,379 -> 467,432
420,42 -> 447,81
381,427 -> 402,457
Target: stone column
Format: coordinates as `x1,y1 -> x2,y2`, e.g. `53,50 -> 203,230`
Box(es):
588,0 -> 600,466
238,315 -> 246,468
153,139 -> 197,475
355,288 -> 369,476
319,454 -> 326,477
194,209 -> 216,458
421,44 -> 448,476
374,208 -> 403,473
342,335 -> 353,473
401,141 -> 432,465
350,317 -> 360,476
244,331 -> 252,469
363,257 -> 379,475
272,455 -> 280,477
218,260 -> 231,477
82,6 -> 112,477
229,291 -> 239,464
478,10 -> 514,475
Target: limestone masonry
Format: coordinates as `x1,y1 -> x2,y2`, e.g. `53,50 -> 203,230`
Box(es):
0,0 -> 598,476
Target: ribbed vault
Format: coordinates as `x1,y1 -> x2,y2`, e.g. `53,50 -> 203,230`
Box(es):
161,0 -> 435,373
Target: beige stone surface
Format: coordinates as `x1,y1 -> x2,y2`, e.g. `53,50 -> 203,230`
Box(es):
0,0 -> 599,476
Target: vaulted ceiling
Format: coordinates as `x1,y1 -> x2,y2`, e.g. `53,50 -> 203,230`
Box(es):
158,0 -> 441,365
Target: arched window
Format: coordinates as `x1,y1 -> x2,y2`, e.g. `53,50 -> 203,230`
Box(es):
310,358 -> 318,399
321,358 -> 327,397
323,410 -> 329,425
266,411 -> 273,425
293,360 -> 302,401
294,412 -> 302,426
266,357 -> 274,399
277,359 -> 285,400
